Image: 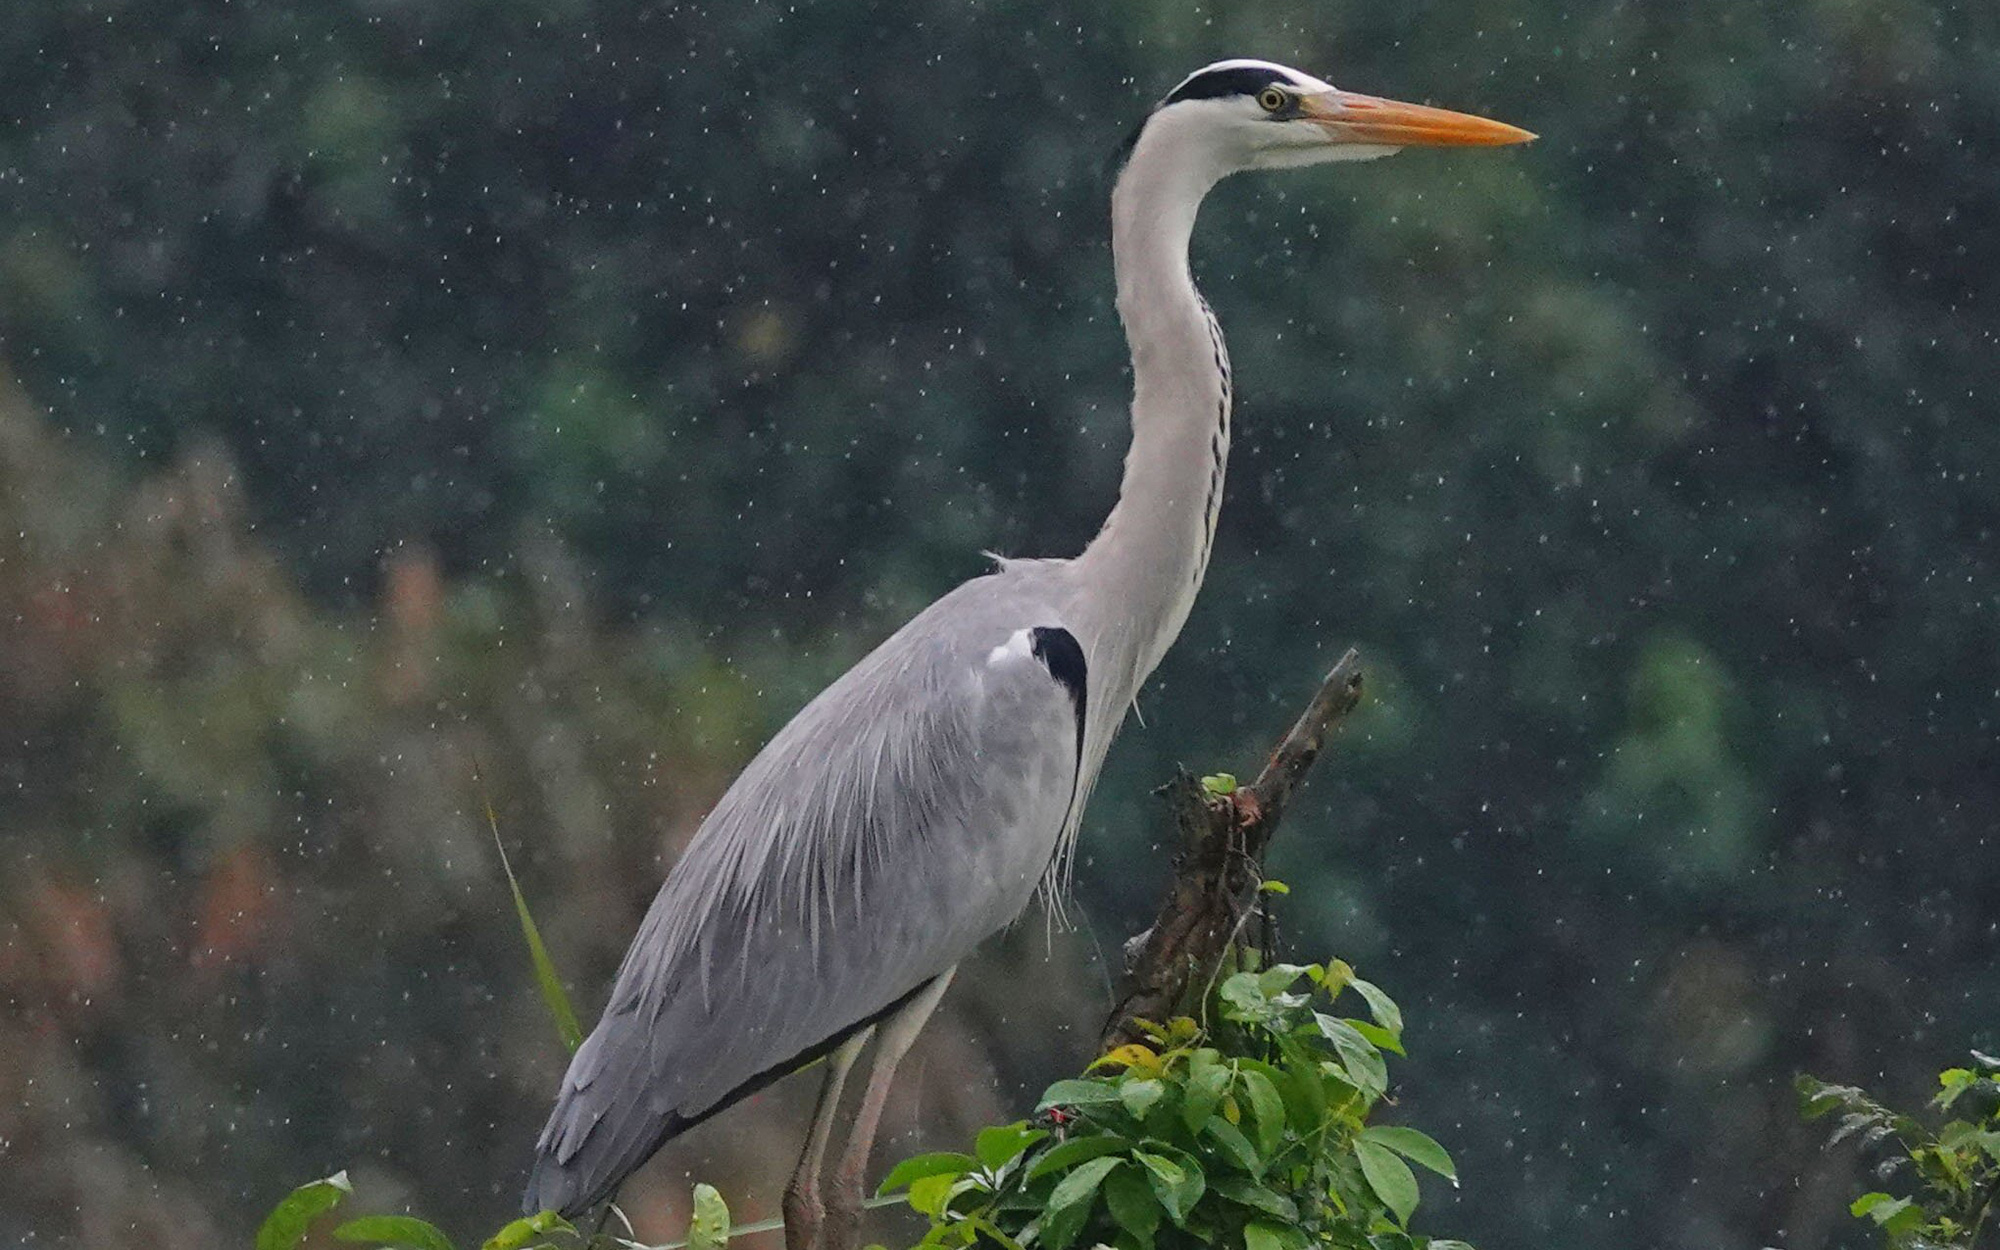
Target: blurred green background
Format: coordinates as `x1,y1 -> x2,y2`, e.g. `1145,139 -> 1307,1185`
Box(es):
2,0 -> 1995,1246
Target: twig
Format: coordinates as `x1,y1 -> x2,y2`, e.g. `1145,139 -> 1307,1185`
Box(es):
1246,648 -> 1366,827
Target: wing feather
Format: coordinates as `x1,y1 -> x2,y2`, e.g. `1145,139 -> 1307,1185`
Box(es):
523,573 -> 1086,1215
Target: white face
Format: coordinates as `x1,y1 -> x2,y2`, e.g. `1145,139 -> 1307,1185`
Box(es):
1167,61 -> 1402,170
1148,57 -> 1534,175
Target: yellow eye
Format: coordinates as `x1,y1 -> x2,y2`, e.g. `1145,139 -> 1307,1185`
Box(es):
1258,87 -> 1289,114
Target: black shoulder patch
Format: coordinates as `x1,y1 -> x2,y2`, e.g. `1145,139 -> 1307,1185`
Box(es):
1028,626 -> 1088,761
1163,64 -> 1301,105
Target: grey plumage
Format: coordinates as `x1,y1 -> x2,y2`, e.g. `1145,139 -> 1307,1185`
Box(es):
526,566 -> 1090,1215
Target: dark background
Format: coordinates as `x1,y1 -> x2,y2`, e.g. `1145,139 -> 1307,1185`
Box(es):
2,0 -> 1995,1246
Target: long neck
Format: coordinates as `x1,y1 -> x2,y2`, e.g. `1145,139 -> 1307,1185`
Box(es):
1073,124 -> 1233,704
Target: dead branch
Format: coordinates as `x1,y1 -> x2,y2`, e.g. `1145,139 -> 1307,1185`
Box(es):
1099,648 -> 1364,1051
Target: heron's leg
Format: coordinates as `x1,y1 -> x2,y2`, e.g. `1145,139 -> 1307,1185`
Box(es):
784,1028 -> 872,1250
822,970 -> 956,1250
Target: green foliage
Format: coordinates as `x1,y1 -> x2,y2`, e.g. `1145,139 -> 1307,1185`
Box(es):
255,962 -> 1471,1250
881,962 -> 1467,1250
1798,1053 -> 2000,1249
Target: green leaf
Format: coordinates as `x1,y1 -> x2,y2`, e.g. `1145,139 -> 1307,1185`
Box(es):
1203,1117 -> 1263,1176
1258,880 -> 1290,895
877,1152 -> 977,1197
1359,1126 -> 1457,1184
1040,1156 -> 1124,1250
1219,973 -> 1266,1019
1200,773 -> 1238,796
1121,1078 -> 1167,1121
1134,1151 -> 1205,1225
1937,1068 -> 1975,1095
1321,959 -> 1355,996
1037,1080 -> 1126,1112
1102,1165 -> 1162,1250
906,1174 -> 961,1220
480,1211 -> 571,1250
1350,1020 -> 1406,1058
1133,1151 -> 1184,1190
1795,1074 -> 1839,1119
1797,1074 -> 1875,1122
1283,1061 -> 1332,1134
332,1215 -> 456,1250
1316,1015 -> 1389,1098
967,1218 -> 1024,1250
1244,1221 -> 1303,1250
1212,1176 -> 1299,1223
1256,964 -> 1313,997
688,1183 -> 730,1250
975,1124 -> 1047,1172
1882,1206 -> 1926,1237
1355,1139 -> 1420,1227
1181,1056 -> 1232,1132
1828,1111 -> 1882,1148
1238,1067 -> 1288,1154
1348,979 -> 1403,1040
1848,1191 -> 1925,1237
257,1172 -> 354,1250
1968,1128 -> 2000,1168
481,772 -> 583,1054
1026,1136 -> 1129,1182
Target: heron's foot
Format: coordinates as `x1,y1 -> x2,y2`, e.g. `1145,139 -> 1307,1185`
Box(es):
782,1178 -> 824,1250
819,1167 -> 864,1250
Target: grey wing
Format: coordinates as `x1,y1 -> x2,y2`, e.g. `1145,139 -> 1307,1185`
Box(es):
524,580 -> 1087,1216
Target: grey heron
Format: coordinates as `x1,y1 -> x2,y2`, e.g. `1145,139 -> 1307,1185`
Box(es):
523,58 -> 1530,1246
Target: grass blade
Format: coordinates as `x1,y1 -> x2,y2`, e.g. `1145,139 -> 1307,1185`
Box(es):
475,760 -> 583,1054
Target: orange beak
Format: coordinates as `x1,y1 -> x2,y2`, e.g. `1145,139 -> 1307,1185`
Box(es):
1298,90 -> 1536,147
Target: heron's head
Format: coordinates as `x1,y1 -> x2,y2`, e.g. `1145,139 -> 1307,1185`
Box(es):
1127,58 -> 1533,178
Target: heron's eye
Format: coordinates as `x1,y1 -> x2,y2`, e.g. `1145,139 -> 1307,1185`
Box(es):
1257,87 -> 1291,114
